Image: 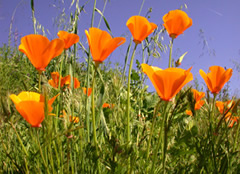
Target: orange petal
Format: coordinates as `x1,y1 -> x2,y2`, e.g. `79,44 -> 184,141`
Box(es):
73,78 -> 80,89
195,100 -> 205,110
200,66 -> 232,94
19,35 -> 64,71
163,10 -> 192,38
153,67 -> 193,101
16,101 -> 45,127
85,28 -> 125,63
57,31 -> 79,49
126,16 -> 157,43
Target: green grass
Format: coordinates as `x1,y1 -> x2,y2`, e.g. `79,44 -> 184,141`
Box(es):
0,0 -> 240,173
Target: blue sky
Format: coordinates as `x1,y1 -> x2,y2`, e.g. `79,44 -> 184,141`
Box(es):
1,0 -> 240,96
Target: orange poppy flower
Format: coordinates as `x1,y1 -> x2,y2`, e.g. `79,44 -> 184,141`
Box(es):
126,16 -> 157,44
163,9 -> 192,39
199,66 -> 232,94
216,100 -> 234,114
225,113 -> 238,128
186,110 -> 193,116
141,64 -> 193,101
57,31 -> 80,49
102,103 -> 115,109
60,110 -> 79,123
10,92 -> 58,127
48,72 -> 80,89
19,34 -> 65,72
85,27 -> 126,64
192,89 -> 205,110
82,87 -> 92,97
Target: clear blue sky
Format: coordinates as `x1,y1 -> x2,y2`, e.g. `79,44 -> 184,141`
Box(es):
1,0 -> 240,96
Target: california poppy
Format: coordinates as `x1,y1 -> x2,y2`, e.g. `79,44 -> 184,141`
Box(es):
48,72 -> 80,89
10,92 -> 58,127
141,63 -> 193,101
60,110 -> 79,123
186,110 -> 193,116
82,87 -> 92,97
126,16 -> 157,44
163,9 -> 192,39
199,66 -> 232,94
85,27 -> 126,64
57,31 -> 80,49
192,89 -> 205,110
102,103 -> 115,109
216,101 -> 238,127
19,35 -> 65,72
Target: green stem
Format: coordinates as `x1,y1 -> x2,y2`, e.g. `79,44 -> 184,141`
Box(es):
38,72 -> 42,93
85,0 -> 97,143
146,101 -> 161,159
210,94 -> 217,173
168,37 -> 174,68
151,101 -> 169,173
127,43 -> 138,143
91,64 -> 100,172
31,0 -> 36,34
36,129 -> 50,174
126,43 -> 138,173
10,122 -> 28,157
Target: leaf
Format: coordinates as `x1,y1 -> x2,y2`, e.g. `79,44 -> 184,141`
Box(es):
95,8 -> 112,35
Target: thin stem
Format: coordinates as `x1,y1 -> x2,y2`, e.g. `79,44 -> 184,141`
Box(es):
210,94 -> 217,173
168,37 -> 174,68
38,72 -> 42,93
85,0 -> 97,143
127,43 -> 138,142
151,101 -> 169,173
31,0 -> 36,34
91,64 -> 100,172
9,122 -> 28,157
146,101 -> 161,159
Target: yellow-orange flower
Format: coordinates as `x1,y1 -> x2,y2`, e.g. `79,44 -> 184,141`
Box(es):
141,64 -> 193,101
163,9 -> 192,38
19,35 -> 65,72
57,31 -> 79,49
126,16 -> 157,44
48,72 -> 80,89
10,92 -> 58,127
192,89 -> 205,110
60,110 -> 79,123
85,27 -> 126,64
216,100 -> 234,114
102,103 -> 115,109
82,87 -> 92,97
186,110 -> 193,116
199,66 -> 232,94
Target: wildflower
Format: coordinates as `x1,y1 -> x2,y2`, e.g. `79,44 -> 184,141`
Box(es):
186,110 -> 193,116
19,34 -> 65,73
82,87 -> 92,97
192,89 -> 205,110
216,100 -> 234,114
60,110 -> 79,123
216,100 -> 238,127
102,103 -> 115,108
126,16 -> 157,44
199,66 -> 232,94
57,31 -> 79,49
141,64 -> 193,101
10,92 -> 58,127
85,27 -> 126,64
163,9 -> 192,39
48,72 -> 80,89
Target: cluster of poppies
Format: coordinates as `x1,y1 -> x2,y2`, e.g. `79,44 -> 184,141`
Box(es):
10,9 -> 235,128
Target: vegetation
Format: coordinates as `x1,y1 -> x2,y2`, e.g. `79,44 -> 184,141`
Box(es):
0,0 -> 240,173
